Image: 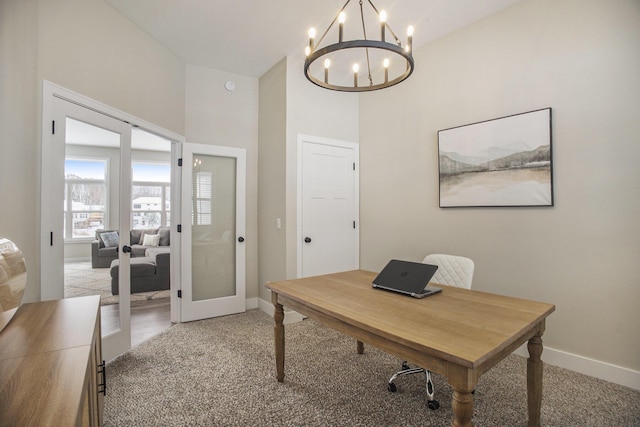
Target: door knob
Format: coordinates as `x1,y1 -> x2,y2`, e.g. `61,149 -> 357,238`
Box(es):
304,237 -> 312,243
122,245 -> 132,254
238,236 -> 245,243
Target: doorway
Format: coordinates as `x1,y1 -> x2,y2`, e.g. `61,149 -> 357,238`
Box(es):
41,82 -> 182,360
297,135 -> 360,278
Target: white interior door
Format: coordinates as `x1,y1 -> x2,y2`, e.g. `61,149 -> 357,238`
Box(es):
298,135 -> 359,277
180,143 -> 246,322
44,96 -> 132,360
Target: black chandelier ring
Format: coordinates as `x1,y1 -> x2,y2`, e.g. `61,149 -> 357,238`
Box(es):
304,40 -> 414,93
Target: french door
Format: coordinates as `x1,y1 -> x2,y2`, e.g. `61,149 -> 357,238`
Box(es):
180,143 -> 246,322
43,96 -> 132,361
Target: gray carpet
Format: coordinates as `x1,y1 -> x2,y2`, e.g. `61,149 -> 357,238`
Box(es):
105,310 -> 640,426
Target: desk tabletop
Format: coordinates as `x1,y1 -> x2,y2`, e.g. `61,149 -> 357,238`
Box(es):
267,270 -> 555,369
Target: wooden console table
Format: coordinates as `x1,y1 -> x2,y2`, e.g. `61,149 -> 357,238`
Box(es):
0,296 -> 104,426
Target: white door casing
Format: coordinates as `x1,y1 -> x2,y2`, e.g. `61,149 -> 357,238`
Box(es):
297,135 -> 359,278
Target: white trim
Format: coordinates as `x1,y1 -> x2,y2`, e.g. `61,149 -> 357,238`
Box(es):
42,81 -> 184,142
296,134 -> 360,278
258,297 -> 305,325
514,344 -> 640,391
246,298 -> 258,310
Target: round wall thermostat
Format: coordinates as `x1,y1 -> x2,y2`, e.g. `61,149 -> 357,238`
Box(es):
224,80 -> 236,91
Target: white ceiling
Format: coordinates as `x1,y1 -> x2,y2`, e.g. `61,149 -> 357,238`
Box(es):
103,0 -> 524,78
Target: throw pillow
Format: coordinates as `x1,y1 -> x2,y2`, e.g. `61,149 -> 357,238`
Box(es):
158,227 -> 170,246
137,229 -> 159,244
99,231 -> 119,248
142,233 -> 160,247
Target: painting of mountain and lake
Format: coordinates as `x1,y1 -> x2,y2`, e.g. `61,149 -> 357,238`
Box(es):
438,108 -> 553,207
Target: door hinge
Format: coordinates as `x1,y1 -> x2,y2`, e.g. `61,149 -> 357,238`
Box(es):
353,221 -> 356,229
177,290 -> 182,298
353,162 -> 356,171
178,158 -> 182,167
177,224 -> 182,233
52,120 -> 55,135
50,231 -> 53,246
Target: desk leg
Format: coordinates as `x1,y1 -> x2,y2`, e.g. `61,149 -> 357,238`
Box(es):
274,301 -> 285,382
527,333 -> 544,427
356,340 -> 364,354
451,388 -> 474,427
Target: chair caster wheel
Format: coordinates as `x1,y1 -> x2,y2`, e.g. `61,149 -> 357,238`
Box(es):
387,383 -> 397,392
427,400 -> 440,410
401,362 -> 410,370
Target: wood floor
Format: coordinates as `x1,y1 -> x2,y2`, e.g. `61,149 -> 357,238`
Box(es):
101,298 -> 171,348
64,261 -> 172,349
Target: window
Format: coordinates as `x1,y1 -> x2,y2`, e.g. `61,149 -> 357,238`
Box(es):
132,162 -> 171,229
64,159 -> 107,240
193,171 -> 212,225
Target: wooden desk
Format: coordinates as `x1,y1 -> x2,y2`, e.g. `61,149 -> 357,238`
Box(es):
266,270 -> 555,427
0,296 -> 104,426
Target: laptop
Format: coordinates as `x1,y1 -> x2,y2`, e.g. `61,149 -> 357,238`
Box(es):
372,259 -> 442,298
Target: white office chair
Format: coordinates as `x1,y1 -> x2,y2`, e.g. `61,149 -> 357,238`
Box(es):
387,254 -> 475,410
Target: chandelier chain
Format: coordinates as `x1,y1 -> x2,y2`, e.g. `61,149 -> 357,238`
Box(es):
316,0 -> 351,48
359,0 -> 374,86
366,0 -> 402,46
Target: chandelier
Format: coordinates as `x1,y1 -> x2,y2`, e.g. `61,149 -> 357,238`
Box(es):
304,0 -> 415,92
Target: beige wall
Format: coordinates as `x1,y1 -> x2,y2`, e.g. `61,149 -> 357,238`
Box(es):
257,58 -> 288,302
38,0 -> 185,135
359,0 -> 640,371
0,0 -> 39,302
185,65 -> 259,299
1,0 -> 185,301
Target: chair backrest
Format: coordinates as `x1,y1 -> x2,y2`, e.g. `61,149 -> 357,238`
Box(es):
422,254 -> 474,289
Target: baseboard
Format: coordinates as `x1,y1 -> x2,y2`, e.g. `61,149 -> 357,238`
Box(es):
246,297 -> 258,310
258,298 -> 305,324
514,344 -> 640,391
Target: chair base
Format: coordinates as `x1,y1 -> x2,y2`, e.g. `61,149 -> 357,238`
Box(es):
387,362 -> 440,410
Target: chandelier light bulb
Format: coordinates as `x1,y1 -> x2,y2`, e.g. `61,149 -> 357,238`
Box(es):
379,10 -> 387,23
353,63 -> 359,87
324,59 -> 330,83
308,27 -> 316,51
338,11 -> 346,42
383,58 -> 390,83
380,10 -> 387,41
407,25 -> 414,53
338,12 -> 346,24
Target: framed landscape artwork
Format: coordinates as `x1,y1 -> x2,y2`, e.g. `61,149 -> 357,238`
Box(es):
437,108 -> 553,208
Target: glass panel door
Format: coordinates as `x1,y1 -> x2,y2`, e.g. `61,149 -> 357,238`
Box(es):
180,143 -> 246,322
51,97 -> 132,361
